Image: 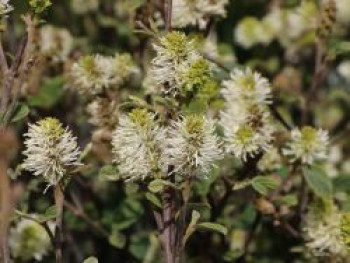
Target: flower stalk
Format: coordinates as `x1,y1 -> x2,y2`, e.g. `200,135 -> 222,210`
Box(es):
54,185 -> 64,263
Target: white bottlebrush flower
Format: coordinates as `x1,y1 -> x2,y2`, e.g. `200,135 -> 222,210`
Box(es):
71,55 -> 114,95
111,53 -> 139,85
220,68 -> 274,161
304,201 -> 348,257
221,106 -> 274,161
39,25 -> 74,62
86,98 -> 118,128
112,109 -> 166,181
336,0 -> 350,25
151,31 -> 199,94
10,218 -> 54,261
71,0 -> 99,15
177,56 -> 215,93
163,114 -> 223,177
234,17 -> 264,49
172,0 -> 228,29
0,0 -> 13,17
283,126 -> 329,165
278,2 -> 317,47
257,147 -> 282,172
22,118 -> 81,187
222,68 -> 272,105
338,60 -> 350,82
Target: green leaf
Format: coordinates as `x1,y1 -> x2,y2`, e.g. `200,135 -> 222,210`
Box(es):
43,205 -> 57,221
251,176 -> 279,196
83,257 -> 98,263
182,210 -> 201,247
98,165 -> 120,181
145,192 -> 162,208
109,230 -> 126,249
303,166 -> 332,198
112,218 -> 136,231
148,179 -> 165,193
278,194 -> 298,207
148,179 -> 178,194
11,103 -> 29,123
334,175 -> 350,193
28,76 -> 65,109
197,222 -> 228,235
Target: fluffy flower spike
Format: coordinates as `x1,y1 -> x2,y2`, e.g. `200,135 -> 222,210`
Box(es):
22,117 -> 81,187
164,114 -> 223,177
10,218 -> 53,261
0,0 -> 13,17
283,126 -> 329,164
304,200 -> 348,257
112,109 -> 166,181
172,0 -> 228,29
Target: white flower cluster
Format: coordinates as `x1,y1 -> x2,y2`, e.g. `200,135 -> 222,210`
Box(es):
0,0 -> 13,17
172,0 -> 228,29
71,0 -> 99,15
235,2 -> 317,49
220,68 -> 274,161
304,202 -> 348,257
336,0 -> 350,25
283,126 -> 328,165
164,115 -> 223,177
22,118 -> 81,187
150,31 -> 214,95
39,25 -> 74,62
112,109 -> 166,180
112,110 -> 222,180
257,147 -> 282,172
86,97 -> 118,128
338,60 -> 350,82
71,53 -> 138,95
10,218 -> 53,261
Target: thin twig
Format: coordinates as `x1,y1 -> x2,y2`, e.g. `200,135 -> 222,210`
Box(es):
268,104 -> 292,131
164,0 -> 172,31
0,33 -> 8,72
54,185 -> 64,263
63,200 -> 109,238
202,53 -> 231,73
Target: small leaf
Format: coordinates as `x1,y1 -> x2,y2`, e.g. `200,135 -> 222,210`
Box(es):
83,257 -> 98,263
43,205 -> 57,221
28,76 -> 65,109
197,222 -> 228,235
112,218 -> 136,231
334,175 -> 350,193
98,165 -> 120,181
145,192 -> 162,208
278,194 -> 298,207
109,230 -> 126,249
251,176 -> 279,196
303,166 -> 332,198
11,103 -> 29,123
148,179 -> 165,193
147,179 -> 178,193
182,210 -> 201,247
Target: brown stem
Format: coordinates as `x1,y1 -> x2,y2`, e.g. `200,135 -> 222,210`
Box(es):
0,34 -> 8,72
303,40 -> 327,125
162,186 -> 176,263
54,185 -> 64,263
164,0 -> 172,32
0,158 -> 11,263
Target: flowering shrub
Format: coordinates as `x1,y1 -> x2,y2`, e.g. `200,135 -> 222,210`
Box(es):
0,0 -> 350,262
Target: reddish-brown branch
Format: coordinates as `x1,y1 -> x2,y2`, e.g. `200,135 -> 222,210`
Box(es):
54,185 -> 64,263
